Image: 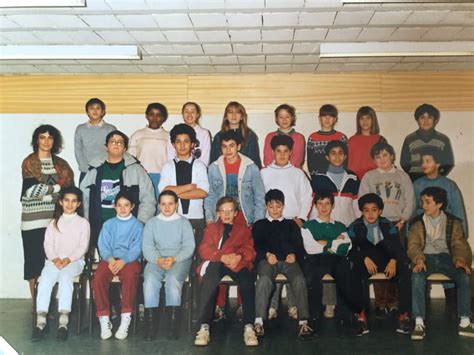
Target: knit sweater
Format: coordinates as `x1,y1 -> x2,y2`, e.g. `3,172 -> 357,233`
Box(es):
128,126 -> 169,174
301,218 -> 351,256
347,134 -> 386,179
44,213 -> 90,262
263,129 -> 306,168
142,213 -> 195,264
307,130 -> 347,177
167,124 -> 212,166
210,129 -> 262,168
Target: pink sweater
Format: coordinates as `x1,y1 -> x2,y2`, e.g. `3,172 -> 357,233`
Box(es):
44,213 -> 90,262
263,130 -> 306,168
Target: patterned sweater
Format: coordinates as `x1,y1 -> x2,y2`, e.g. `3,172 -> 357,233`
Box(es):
307,130 -> 347,177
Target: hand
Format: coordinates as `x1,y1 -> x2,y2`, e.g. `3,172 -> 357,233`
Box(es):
395,220 -> 405,231
221,254 -> 234,266
266,252 -> 278,265
317,240 -> 328,246
227,254 -> 242,270
364,257 -> 378,275
384,259 -> 397,279
413,259 -> 427,273
294,218 -> 303,228
162,257 -> 176,270
52,258 -> 62,269
207,220 -> 214,225
285,254 -> 296,264
109,259 -> 125,275
455,260 -> 471,275
108,258 -> 117,274
58,258 -> 71,269
157,257 -> 168,269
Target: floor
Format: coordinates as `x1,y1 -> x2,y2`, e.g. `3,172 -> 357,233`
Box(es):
0,298 -> 472,355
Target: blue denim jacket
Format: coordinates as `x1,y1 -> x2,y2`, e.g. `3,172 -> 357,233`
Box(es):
204,153 -> 265,225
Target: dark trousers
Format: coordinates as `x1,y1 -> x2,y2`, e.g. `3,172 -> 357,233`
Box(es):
197,262 -> 255,326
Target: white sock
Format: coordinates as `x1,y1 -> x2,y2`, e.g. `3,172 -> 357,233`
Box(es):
36,312 -> 47,329
99,315 -> 110,323
255,317 -> 263,325
244,323 -> 253,330
59,312 -> 69,328
415,317 -> 424,326
200,323 -> 209,331
459,317 -> 470,328
121,312 -> 131,320
299,320 -> 308,326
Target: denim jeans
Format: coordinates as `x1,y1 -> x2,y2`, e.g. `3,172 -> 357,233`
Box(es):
148,173 -> 161,202
412,253 -> 471,319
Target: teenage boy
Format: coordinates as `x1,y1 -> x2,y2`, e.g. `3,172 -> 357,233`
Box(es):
307,104 -> 347,181
302,191 -> 363,334
348,193 -> 411,335
75,98 -> 116,183
194,197 -> 258,347
253,189 -> 312,340
128,103 -> 169,200
401,103 -> 455,182
408,186 -> 473,340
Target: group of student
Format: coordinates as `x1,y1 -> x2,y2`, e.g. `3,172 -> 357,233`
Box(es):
20,98 -> 472,346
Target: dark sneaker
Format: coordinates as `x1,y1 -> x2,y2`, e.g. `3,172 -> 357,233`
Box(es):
397,318 -> 411,334
357,320 -> 370,336
31,327 -> 44,342
375,307 -> 388,319
298,323 -> 313,340
56,326 -> 68,342
458,323 -> 474,337
254,323 -> 264,338
411,324 -> 425,340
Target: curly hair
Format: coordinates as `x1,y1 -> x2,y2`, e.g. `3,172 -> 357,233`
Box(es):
31,124 -> 63,155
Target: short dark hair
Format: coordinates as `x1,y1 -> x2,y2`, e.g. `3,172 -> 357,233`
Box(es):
421,186 -> 447,210
274,104 -> 296,127
319,104 -> 338,118
170,123 -> 197,144
370,141 -> 396,160
220,130 -> 242,146
115,189 -> 136,207
265,189 -> 285,205
159,189 -> 179,203
146,102 -> 168,121
85,98 -> 106,112
419,147 -> 442,164
325,140 -> 348,156
414,103 -> 440,122
358,193 -> 384,211
105,130 -> 129,149
31,124 -> 63,155
314,190 -> 334,205
216,196 -> 238,212
182,101 -> 202,124
270,135 -> 294,151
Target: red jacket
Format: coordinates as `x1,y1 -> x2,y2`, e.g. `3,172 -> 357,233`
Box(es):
197,220 -> 256,274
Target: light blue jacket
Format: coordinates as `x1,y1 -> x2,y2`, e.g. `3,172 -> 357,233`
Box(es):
204,153 -> 265,225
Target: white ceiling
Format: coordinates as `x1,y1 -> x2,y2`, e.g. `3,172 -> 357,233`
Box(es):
0,0 -> 473,74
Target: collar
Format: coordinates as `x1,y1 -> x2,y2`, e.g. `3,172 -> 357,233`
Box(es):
157,212 -> 180,221
87,120 -> 104,128
377,166 -> 396,174
174,156 -> 193,164
363,219 -> 379,228
61,212 -> 77,219
269,162 -> 292,169
117,214 -> 133,221
277,128 -> 295,135
266,215 -> 284,222
315,217 -> 335,224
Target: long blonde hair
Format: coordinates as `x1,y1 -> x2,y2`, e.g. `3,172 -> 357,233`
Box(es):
221,101 -> 249,143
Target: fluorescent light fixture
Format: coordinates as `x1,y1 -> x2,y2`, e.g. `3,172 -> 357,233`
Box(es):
0,45 -> 142,60
320,42 -> 474,58
342,0 -> 472,3
0,0 -> 85,7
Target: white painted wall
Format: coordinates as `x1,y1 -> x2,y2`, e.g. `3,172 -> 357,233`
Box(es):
1,110 -> 472,298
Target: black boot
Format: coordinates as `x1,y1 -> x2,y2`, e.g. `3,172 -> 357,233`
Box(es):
167,306 -> 180,340
143,307 -> 158,341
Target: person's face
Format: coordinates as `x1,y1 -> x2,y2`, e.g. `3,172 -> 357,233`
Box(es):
59,193 -> 81,215
37,131 -> 54,154
374,150 -> 394,171
114,197 -> 134,218
326,147 -> 346,167
421,195 -> 442,217
417,113 -> 436,131
217,202 -> 237,224
319,114 -> 337,131
86,103 -> 105,122
183,104 -> 199,127
159,195 -> 178,217
266,200 -> 284,220
276,109 -> 293,131
221,139 -> 241,161
421,155 -> 440,176
316,198 -> 334,219
146,108 -> 164,130
173,134 -> 193,159
225,107 -> 243,128
359,115 -> 373,134
362,203 -> 383,224
106,134 -> 126,159
273,145 -> 291,167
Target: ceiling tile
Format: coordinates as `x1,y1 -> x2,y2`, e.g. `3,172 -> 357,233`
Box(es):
294,29 -> 327,41
401,56 -> 474,63
1,31 -> 40,43
189,65 -> 216,73
116,15 -> 158,29
80,15 -> 124,29
304,0 -> 342,9
186,0 -> 226,10
241,64 -> 265,72
139,65 -> 167,73
138,56 -> 159,64
67,31 -> 105,44
265,0 -> 304,8
389,27 -> 428,41
202,43 -> 232,54
142,44 -> 176,54
261,29 -> 294,41
163,65 -> 190,73
416,62 -> 473,71
266,55 -> 293,63
210,55 -> 238,64
146,0 -> 187,10
182,56 -> 212,64
173,44 -> 204,54
404,10 -> 449,25
196,30 -> 230,42
0,34 -> 10,44
226,13 -> 262,28
266,64 -> 292,72
455,27 -> 474,40
263,43 -> 292,54
163,30 -> 199,42
229,30 -> 261,42
326,27 -> 362,41
34,65 -> 67,73
130,31 -> 167,42
7,14 -> 89,28
333,11 -> 373,25
32,31 -> 73,43
440,11 -> 473,25
357,27 -> 395,41
292,42 -> 319,54
342,62 -> 394,71
391,62 -> 421,71
233,43 -> 262,54
96,31 -> 136,43
189,13 -> 227,27
214,65 -> 240,73
151,56 -> 185,64
263,12 -> 299,27
154,14 -> 193,28
105,0 -> 149,10
0,65 -> 40,73
298,12 -> 336,26
0,16 -> 19,29
88,65 -> 142,73
421,27 -> 462,41
293,54 -> 319,63
369,11 -> 411,25
75,0 -> 110,10
225,0 -> 264,9
238,55 -> 265,63
291,64 -> 316,72
62,65 -> 93,73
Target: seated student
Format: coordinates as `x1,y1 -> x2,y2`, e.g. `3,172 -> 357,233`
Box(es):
92,190 -> 143,341
194,197 -> 258,347
142,190 -> 195,341
301,191 -> 363,334
32,186 -> 90,342
253,189 -> 312,340
408,186 -> 473,340
347,193 -> 411,335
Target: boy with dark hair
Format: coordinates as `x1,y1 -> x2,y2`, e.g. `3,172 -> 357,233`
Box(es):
348,193 -> 412,335
401,103 -> 455,182
408,186 -> 473,340
252,189 -> 312,340
128,103 -> 169,200
75,98 -> 117,183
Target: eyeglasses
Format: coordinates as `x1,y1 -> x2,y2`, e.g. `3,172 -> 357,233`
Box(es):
109,140 -> 125,146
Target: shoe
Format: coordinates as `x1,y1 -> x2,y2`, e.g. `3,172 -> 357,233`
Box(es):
194,327 -> 210,346
167,306 -> 180,340
458,323 -> 474,337
397,317 -> 411,334
254,323 -> 264,337
99,317 -> 113,340
214,305 -> 226,322
243,326 -> 259,346
115,313 -> 132,340
268,307 -> 278,320
56,326 -> 68,342
236,305 -> 244,320
324,305 -> 335,319
388,307 -> 398,318
356,320 -> 370,336
411,324 -> 425,340
288,306 -> 298,320
31,326 -> 44,342
143,307 -> 158,341
298,323 -> 313,340
375,307 -> 389,319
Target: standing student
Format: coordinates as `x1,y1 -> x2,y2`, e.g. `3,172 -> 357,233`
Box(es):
21,125 -> 74,301
210,101 -> 262,168
401,103 -> 455,182
347,106 -> 387,180
74,98 -> 116,183
168,102 -> 212,166
32,186 -> 90,342
128,103 -> 169,200
263,104 -> 305,168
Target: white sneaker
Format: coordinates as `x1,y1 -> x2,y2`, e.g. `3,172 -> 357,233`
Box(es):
324,304 -> 335,319
243,326 -> 259,346
268,307 -> 278,320
288,306 -> 298,320
194,327 -> 210,346
115,313 -> 132,340
99,316 -> 113,340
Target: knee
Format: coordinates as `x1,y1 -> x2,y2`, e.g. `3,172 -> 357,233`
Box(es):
257,274 -> 273,288
454,270 -> 470,287
165,277 -> 183,294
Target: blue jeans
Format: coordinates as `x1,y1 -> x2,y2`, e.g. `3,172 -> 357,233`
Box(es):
143,259 -> 192,307
412,253 -> 471,319
148,173 -> 161,202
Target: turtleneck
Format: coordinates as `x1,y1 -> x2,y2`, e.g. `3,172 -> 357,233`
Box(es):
157,212 -> 180,221
117,214 -> 133,221
327,165 -> 345,174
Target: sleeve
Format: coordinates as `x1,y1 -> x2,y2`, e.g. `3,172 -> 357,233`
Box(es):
401,173 -> 415,221
306,136 -> 316,176
174,219 -> 196,263
21,160 -> 56,200
210,133 -> 221,165
167,137 -> 176,161
292,133 -> 306,169
386,222 -> 403,260
291,222 -> 306,264
137,168 -> 157,224
157,163 -> 174,192
407,221 -> 425,264
127,131 -> 139,158
358,174 -> 371,197
236,227 -> 256,265
199,128 -> 211,166
451,220 -> 472,265
263,133 -> 273,167
328,232 -> 352,256
298,172 -> 313,220
97,222 -> 113,261
195,162 -> 210,193
301,228 -> 324,255
440,136 -> 455,177
123,222 -> 143,264
68,219 -> 90,262
204,167 -> 218,223
249,132 -> 262,169
43,222 -> 57,261
400,137 -> 411,175
199,224 -> 222,262
251,166 -> 266,222
252,223 -> 267,265
74,126 -> 88,173
79,170 -> 94,221
142,220 -> 160,264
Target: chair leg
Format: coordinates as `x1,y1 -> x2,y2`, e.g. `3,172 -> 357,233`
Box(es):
187,280 -> 192,333
88,278 -> 94,335
32,281 -> 38,330
76,281 -> 82,335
